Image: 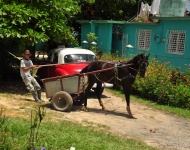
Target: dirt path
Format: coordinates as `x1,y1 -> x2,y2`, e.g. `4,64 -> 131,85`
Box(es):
0,83 -> 190,150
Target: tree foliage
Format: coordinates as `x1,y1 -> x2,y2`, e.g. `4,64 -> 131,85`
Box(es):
78,0 -> 152,21
0,0 -> 153,48
0,0 -> 95,47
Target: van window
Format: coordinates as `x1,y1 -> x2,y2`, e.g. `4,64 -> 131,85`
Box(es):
64,54 -> 96,63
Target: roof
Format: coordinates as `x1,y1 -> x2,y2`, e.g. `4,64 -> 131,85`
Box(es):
152,16 -> 190,20
58,48 -> 95,55
77,20 -> 126,24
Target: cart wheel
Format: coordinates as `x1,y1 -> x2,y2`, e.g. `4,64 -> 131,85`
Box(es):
51,91 -> 73,112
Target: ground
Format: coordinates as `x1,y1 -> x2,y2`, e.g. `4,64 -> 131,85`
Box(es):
0,81 -> 190,150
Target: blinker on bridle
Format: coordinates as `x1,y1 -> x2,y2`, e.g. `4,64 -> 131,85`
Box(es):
139,58 -> 148,73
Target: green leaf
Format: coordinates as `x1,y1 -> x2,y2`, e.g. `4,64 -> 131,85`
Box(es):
12,20 -> 17,25
0,34 -> 4,38
17,33 -> 21,38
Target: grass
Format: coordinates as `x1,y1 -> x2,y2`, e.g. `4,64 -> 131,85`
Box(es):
107,88 -> 190,119
0,87 -> 157,150
0,117 -> 157,150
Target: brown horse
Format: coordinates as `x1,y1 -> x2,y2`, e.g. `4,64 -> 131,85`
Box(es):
80,53 -> 150,118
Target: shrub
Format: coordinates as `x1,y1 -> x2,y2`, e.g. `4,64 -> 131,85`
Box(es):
132,58 -> 190,109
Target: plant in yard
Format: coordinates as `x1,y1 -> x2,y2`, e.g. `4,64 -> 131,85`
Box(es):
28,107 -> 46,150
0,106 -> 48,150
86,32 -> 98,51
0,107 -> 11,149
132,58 -> 190,109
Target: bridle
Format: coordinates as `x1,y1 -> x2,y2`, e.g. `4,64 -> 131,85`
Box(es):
138,57 -> 149,75
93,54 -> 149,83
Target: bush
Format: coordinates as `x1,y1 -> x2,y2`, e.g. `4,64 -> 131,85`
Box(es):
132,59 -> 190,109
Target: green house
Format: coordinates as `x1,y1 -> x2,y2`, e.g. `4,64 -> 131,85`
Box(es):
77,0 -> 190,71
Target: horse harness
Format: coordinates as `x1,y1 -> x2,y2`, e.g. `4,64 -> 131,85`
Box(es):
93,62 -> 136,85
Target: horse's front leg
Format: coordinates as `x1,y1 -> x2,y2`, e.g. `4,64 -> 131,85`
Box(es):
96,81 -> 106,110
123,87 -> 134,118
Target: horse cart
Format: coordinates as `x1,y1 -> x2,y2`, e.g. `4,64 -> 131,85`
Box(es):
42,73 -> 88,111
42,67 -> 114,112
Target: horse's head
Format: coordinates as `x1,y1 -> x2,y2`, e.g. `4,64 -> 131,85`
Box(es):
138,53 -> 150,78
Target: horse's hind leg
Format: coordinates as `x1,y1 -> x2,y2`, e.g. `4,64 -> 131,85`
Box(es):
96,81 -> 106,110
83,80 -> 94,111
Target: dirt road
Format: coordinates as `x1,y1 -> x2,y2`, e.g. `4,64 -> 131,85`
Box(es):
0,82 -> 190,150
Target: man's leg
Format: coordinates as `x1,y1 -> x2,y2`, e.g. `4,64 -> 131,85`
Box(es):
22,77 -> 41,102
31,77 -> 44,101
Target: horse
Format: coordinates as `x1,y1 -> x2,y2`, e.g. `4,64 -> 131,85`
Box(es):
80,53 -> 150,118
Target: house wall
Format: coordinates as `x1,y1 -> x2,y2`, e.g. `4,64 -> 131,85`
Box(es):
80,22 -> 113,53
123,23 -> 161,57
78,18 -> 190,71
81,23 -> 91,43
95,23 -> 112,53
124,19 -> 190,71
158,19 -> 190,70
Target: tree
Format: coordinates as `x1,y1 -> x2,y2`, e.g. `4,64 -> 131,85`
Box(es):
0,0 -> 95,81
78,0 -> 152,21
0,0 -> 95,48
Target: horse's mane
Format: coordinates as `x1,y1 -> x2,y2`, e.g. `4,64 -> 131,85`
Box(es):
122,54 -> 143,65
96,60 -> 115,64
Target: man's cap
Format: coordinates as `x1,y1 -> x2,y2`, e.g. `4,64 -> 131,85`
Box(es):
22,50 -> 32,57
24,50 -> 31,54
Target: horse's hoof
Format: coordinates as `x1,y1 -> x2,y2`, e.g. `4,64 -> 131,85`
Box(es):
128,115 -> 136,119
102,107 -> 107,111
82,107 -> 88,112
84,109 -> 88,112
129,115 -> 134,118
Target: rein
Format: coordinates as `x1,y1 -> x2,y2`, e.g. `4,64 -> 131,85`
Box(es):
93,58 -> 147,83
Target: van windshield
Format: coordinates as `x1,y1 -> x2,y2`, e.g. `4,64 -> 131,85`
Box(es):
64,54 -> 96,63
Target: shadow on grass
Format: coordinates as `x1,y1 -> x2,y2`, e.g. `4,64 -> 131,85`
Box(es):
0,80 -> 28,94
0,79 -> 46,94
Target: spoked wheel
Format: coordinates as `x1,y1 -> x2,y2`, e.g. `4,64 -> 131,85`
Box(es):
51,91 -> 73,112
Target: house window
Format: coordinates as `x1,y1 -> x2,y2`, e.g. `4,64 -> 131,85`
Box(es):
168,30 -> 186,54
137,29 -> 151,50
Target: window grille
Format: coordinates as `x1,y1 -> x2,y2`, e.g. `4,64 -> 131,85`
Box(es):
168,30 -> 186,54
112,24 -> 123,41
112,24 -> 123,34
137,29 -> 151,50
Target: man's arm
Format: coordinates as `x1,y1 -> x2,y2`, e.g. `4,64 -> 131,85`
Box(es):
21,65 -> 41,72
20,59 -> 41,72
21,66 -> 35,72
